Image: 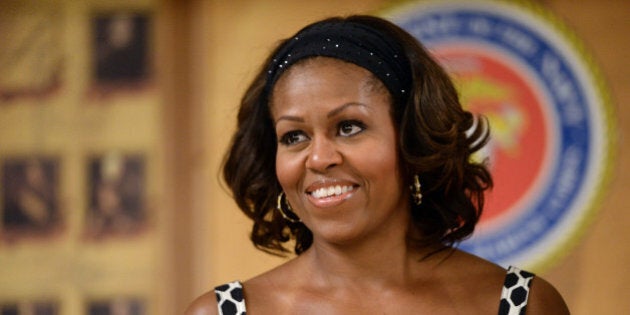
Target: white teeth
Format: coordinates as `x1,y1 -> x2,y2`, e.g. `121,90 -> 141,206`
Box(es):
311,185 -> 354,199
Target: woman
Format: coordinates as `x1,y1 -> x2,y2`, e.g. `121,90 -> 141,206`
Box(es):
186,15 -> 569,314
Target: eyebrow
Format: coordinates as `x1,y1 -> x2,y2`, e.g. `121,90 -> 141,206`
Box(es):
274,102 -> 368,126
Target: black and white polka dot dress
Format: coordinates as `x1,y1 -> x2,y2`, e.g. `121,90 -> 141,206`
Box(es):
215,281 -> 246,315
214,266 -> 534,315
499,266 -> 536,315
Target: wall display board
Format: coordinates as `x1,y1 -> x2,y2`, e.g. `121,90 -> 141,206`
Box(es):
0,1 -> 168,314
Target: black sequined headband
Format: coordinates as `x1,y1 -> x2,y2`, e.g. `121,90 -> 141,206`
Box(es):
265,19 -> 412,103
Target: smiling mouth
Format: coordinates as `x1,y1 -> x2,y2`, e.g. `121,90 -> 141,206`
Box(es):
309,185 -> 356,199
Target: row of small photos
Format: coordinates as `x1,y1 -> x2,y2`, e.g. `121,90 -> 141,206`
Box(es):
1,154 -> 145,242
2,11 -> 151,101
0,297 -> 144,315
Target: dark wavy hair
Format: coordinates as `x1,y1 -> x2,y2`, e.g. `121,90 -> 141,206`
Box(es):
222,15 -> 492,256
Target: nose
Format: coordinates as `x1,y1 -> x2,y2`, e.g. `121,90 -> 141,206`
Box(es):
305,136 -> 342,172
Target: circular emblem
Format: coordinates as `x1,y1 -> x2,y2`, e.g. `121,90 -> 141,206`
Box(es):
384,0 -> 615,270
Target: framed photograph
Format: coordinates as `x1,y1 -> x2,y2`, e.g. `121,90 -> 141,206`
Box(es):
91,11 -> 151,92
1,157 -> 61,241
0,300 -> 58,315
85,153 -> 145,240
86,298 -> 144,315
0,2 -> 63,102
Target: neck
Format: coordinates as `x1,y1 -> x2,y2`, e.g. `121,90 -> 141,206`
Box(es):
302,224 -> 445,289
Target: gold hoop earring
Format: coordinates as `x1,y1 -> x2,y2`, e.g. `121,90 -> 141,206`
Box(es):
410,175 -> 422,205
277,192 -> 301,223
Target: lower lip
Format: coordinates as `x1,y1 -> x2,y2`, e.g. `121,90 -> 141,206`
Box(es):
307,190 -> 355,208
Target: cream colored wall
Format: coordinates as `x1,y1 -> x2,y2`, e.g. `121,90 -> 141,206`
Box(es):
186,0 -> 630,314
0,0 -> 170,314
532,1 -> 630,314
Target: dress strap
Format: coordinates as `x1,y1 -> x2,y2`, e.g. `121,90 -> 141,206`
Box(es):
215,281 -> 247,315
498,266 -> 535,315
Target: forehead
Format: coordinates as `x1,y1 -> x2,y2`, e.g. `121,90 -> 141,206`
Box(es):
269,57 -> 395,125
271,57 -> 387,99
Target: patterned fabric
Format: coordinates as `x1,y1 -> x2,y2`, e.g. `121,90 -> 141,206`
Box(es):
498,266 -> 535,315
215,281 -> 246,315
214,266 -> 533,314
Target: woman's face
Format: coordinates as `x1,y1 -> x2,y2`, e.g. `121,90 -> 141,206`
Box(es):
271,57 -> 410,246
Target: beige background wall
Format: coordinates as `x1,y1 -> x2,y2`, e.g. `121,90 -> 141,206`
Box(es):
1,0 -> 623,314
0,0 -> 168,314
170,0 -> 629,314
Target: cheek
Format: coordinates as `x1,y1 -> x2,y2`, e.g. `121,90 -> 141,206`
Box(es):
275,152 -> 301,191
353,134 -> 402,188
367,146 -> 400,180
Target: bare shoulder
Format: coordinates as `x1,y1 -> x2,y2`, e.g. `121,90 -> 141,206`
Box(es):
240,258 -> 305,312
450,251 -> 569,313
445,249 -> 508,282
527,276 -> 570,314
184,290 -> 218,315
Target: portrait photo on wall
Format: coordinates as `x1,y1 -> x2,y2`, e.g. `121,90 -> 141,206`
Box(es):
0,2 -> 64,102
1,157 -> 61,242
86,297 -> 144,315
90,11 -> 151,95
85,153 -> 146,240
0,299 -> 58,315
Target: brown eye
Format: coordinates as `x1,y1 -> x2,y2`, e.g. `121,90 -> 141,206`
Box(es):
279,130 -> 309,145
338,120 -> 365,137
